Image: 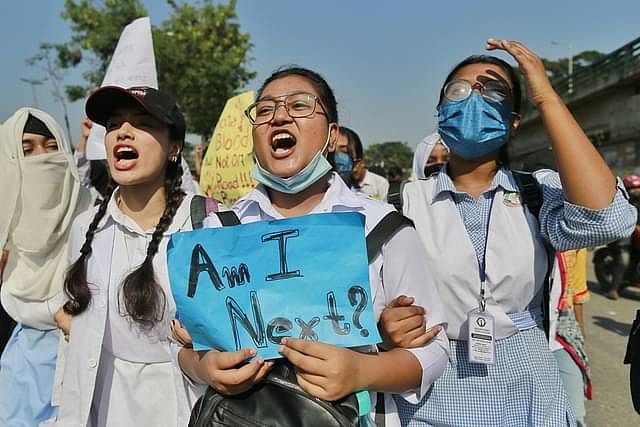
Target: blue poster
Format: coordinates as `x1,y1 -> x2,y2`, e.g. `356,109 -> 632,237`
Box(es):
167,212 -> 381,359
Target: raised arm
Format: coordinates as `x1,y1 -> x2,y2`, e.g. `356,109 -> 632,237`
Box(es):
487,38 -> 616,209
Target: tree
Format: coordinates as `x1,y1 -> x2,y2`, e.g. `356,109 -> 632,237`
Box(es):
516,49 -> 605,113
364,141 -> 414,172
154,0 -> 255,141
55,0 -> 148,101
27,44 -> 79,145
542,50 -> 605,81
41,0 -> 255,140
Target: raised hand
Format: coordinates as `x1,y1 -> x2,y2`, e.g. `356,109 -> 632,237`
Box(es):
486,38 -> 558,107
78,117 -> 93,153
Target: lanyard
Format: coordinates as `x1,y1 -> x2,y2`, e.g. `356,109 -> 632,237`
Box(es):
478,191 -> 497,312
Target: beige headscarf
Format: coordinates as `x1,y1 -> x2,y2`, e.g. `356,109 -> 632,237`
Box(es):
0,108 -> 90,301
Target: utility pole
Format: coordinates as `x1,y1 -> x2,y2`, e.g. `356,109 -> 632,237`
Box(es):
551,41 -> 573,95
20,78 -> 44,107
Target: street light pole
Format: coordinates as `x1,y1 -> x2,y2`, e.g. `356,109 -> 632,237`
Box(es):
20,78 -> 44,107
551,41 -> 573,95
568,43 -> 573,95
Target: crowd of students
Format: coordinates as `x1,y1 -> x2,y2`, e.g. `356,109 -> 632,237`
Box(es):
0,38 -> 637,427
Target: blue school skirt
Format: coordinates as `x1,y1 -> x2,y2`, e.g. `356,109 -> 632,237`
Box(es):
395,326 -> 577,426
0,324 -> 59,427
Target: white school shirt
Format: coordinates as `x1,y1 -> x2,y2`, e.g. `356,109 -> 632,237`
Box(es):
548,254 -> 564,353
54,191 -> 201,427
204,173 -> 449,427
403,176 -> 548,340
1,282 -> 64,330
356,170 -> 390,201
402,170 -> 635,341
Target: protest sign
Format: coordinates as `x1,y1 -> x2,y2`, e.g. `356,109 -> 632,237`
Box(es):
167,212 -> 381,360
86,17 -> 158,160
199,91 -> 255,207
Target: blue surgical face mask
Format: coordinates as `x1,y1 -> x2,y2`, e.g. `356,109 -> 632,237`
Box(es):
251,127 -> 333,194
333,151 -> 354,187
334,151 -> 353,174
437,92 -> 512,160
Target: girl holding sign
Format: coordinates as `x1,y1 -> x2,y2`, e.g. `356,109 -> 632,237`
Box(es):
0,108 -> 91,426
386,39 -> 637,426
177,66 -> 450,426
55,87 -> 205,426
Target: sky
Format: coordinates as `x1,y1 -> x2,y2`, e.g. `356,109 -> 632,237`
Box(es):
2,0 -> 640,149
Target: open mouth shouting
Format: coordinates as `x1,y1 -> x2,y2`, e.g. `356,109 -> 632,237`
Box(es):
113,144 -> 140,171
271,131 -> 296,159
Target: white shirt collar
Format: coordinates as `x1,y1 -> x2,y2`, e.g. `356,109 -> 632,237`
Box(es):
233,172 -> 366,219
98,188 -> 192,236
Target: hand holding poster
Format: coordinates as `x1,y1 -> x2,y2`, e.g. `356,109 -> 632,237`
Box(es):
167,212 -> 381,360
199,91 -> 256,207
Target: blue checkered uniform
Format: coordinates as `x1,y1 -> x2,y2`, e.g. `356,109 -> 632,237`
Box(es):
394,168 -> 635,427
396,327 -> 574,426
434,167 -> 634,262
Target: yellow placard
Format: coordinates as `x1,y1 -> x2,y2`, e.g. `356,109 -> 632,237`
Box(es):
199,91 -> 256,207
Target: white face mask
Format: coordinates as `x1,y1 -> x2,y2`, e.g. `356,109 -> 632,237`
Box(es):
251,126 -> 333,194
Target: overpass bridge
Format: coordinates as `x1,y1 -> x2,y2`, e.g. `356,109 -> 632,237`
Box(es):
510,36 -> 640,175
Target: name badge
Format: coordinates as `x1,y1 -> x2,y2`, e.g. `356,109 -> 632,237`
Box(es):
467,308 -> 496,365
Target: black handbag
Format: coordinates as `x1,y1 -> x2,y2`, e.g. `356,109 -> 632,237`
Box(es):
624,309 -> 640,414
188,361 -> 361,427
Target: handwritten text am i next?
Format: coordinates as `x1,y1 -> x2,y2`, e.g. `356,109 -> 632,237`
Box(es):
167,212 -> 381,360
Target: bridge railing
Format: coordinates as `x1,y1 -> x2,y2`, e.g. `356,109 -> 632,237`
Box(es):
522,36 -> 640,118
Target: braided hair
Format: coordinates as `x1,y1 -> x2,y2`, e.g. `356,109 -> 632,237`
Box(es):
64,155 -> 185,328
118,157 -> 184,327
63,182 -> 115,315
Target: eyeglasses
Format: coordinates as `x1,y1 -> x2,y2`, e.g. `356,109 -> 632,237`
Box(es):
443,79 -> 512,103
244,92 -> 326,125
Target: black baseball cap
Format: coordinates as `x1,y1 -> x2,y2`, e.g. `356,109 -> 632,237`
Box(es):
85,85 -> 186,143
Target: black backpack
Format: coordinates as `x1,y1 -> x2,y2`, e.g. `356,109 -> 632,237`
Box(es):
511,171 -> 555,338
189,197 -> 412,427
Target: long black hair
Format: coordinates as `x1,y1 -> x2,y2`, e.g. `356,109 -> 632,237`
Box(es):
64,134 -> 185,328
438,55 -> 522,113
259,65 -> 341,175
438,55 -> 522,166
257,65 -> 339,124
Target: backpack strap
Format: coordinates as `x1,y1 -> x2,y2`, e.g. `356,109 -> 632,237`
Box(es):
366,211 -> 414,264
366,211 -> 414,427
511,170 -> 555,338
190,195 -> 219,230
191,195 -> 240,229
215,211 -> 241,226
512,170 -> 543,220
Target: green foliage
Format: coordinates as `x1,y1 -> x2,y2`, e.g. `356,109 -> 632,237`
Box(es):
57,0 -> 148,100
518,49 -> 605,113
542,50 -> 605,81
364,141 -> 413,172
154,0 -> 255,139
41,0 -> 255,139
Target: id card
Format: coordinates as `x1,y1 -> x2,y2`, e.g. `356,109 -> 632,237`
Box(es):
467,309 -> 496,365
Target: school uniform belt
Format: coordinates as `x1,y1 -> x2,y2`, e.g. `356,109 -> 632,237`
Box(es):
507,308 -> 544,332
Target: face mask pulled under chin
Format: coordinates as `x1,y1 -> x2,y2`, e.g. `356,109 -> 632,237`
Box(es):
251,127 -> 333,194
